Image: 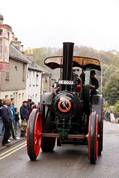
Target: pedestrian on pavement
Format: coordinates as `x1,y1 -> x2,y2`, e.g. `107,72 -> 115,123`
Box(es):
8,99 -> 16,140
110,111 -> 116,123
20,101 -> 29,137
14,107 -> 20,137
104,111 -> 110,121
27,99 -> 33,116
0,99 -> 12,145
0,99 -> 4,136
30,101 -> 37,112
10,98 -> 16,123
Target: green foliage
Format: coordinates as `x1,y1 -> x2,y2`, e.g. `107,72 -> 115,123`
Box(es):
104,73 -> 119,105
114,100 -> 119,116
33,48 -> 53,65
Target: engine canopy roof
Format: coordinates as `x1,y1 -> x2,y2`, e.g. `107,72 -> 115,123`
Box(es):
44,56 -> 101,70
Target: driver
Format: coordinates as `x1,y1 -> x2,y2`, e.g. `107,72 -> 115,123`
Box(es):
90,70 -> 99,95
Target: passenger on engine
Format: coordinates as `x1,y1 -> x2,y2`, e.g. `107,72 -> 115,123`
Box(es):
76,77 -> 82,94
90,70 -> 99,95
80,71 -> 85,85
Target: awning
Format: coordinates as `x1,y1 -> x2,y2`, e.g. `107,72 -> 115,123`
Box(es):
44,56 -> 101,70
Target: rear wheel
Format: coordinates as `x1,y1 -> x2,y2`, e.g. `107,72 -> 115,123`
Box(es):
98,112 -> 103,156
92,95 -> 103,156
88,112 -> 99,164
27,109 -> 42,161
41,137 -> 56,152
41,108 -> 56,152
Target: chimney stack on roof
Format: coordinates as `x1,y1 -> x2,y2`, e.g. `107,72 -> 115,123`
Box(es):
0,14 -> 4,24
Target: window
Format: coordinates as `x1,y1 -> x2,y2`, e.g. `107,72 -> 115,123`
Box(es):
36,73 -> 39,86
14,65 -> 18,71
22,64 -> 26,81
5,72 -> 10,81
0,29 -> 3,36
0,39 -> 2,58
5,95 -> 8,98
19,93 -> 21,103
0,46 -> 2,58
8,32 -> 10,39
45,76 -> 48,83
22,93 -> 24,100
0,38 -> 2,45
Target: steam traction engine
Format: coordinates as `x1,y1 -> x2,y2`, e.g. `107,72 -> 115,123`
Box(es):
26,42 -> 103,164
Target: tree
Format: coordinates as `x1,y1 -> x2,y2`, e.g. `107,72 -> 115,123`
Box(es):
114,100 -> 119,118
104,73 -> 119,105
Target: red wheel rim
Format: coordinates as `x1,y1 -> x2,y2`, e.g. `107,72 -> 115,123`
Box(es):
88,117 -> 90,160
26,127 -> 28,145
34,112 -> 42,157
88,114 -> 99,161
96,114 -> 98,160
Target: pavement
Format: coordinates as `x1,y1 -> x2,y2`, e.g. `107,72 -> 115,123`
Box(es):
0,130 -> 25,152
0,117 -> 26,151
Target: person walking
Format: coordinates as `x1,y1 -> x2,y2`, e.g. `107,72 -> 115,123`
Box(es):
14,108 -> 20,137
0,99 -> 4,136
8,99 -> 16,139
0,99 -> 12,145
27,99 -> 33,116
110,111 -> 116,123
20,101 -> 29,137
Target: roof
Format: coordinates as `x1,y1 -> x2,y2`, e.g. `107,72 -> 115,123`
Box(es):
39,65 -> 51,75
9,44 -> 29,64
28,62 -> 51,75
44,56 -> 101,70
0,14 -> 4,20
28,63 -> 43,72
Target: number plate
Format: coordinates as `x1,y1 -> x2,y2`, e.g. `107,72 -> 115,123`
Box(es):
58,80 -> 74,85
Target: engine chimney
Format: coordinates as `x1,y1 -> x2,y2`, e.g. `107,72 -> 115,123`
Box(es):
62,42 -> 74,91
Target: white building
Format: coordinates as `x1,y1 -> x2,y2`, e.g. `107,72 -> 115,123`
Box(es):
26,62 -> 42,104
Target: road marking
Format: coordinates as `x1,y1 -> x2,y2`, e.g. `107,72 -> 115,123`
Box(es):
0,142 -> 26,160
0,141 -> 26,157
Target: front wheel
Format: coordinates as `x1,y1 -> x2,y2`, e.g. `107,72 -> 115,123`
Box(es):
27,109 -> 42,161
88,112 -> 99,164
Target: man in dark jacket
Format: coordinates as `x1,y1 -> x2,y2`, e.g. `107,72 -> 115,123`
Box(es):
20,101 -> 29,137
0,99 -> 4,136
1,99 -> 12,145
90,70 -> 99,95
20,101 -> 29,121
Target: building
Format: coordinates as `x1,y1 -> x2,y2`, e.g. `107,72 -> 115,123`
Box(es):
25,49 -> 52,94
0,14 -> 29,109
26,62 -> 42,104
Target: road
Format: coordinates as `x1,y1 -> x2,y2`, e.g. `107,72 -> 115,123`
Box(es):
0,121 -> 119,178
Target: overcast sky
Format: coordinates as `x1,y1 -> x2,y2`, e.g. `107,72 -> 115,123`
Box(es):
1,0 -> 119,50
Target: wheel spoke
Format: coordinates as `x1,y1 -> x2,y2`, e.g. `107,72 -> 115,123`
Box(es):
34,112 -> 42,157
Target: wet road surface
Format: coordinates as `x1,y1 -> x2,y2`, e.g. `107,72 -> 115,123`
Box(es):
0,121 -> 119,178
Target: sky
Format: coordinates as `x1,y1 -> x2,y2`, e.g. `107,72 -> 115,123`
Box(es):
1,0 -> 119,51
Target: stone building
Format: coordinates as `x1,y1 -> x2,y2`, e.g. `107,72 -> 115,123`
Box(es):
0,14 -> 53,109
0,14 -> 29,109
